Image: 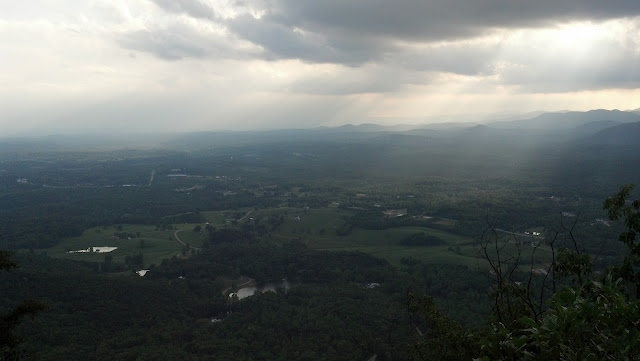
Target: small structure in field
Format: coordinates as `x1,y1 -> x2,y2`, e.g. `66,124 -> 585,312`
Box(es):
383,209 -> 407,217
136,270 -> 150,277
67,246 -> 118,254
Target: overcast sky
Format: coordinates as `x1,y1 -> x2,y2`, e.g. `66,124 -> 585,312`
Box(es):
1,1 -> 640,134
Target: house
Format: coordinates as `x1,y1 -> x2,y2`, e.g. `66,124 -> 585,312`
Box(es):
136,270 -> 149,277
383,209 -> 407,217
91,246 -> 118,253
67,246 -> 118,254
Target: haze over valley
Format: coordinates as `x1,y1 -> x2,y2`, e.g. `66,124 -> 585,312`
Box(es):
2,1 -> 640,360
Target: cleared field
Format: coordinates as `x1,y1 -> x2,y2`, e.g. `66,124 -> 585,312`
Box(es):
246,207 -> 481,266
201,208 -> 254,226
200,211 -> 230,226
45,224 -> 185,268
316,227 -> 477,266
174,224 -> 206,248
320,228 -> 482,267
45,207 -> 552,270
244,207 -> 554,268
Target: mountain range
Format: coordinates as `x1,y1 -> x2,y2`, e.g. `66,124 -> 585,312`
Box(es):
0,109 -> 638,154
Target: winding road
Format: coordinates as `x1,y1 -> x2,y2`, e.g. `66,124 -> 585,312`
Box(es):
237,209 -> 253,222
494,228 -> 544,240
173,230 -> 202,251
147,170 -> 155,187
222,277 -> 255,296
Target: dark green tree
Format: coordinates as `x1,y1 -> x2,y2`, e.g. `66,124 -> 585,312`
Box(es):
604,184 -> 640,298
476,186 -> 640,360
1,252 -> 47,360
410,186 -> 640,360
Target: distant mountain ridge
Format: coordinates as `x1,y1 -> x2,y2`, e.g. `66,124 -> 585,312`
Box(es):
323,110 -> 640,135
2,109 -> 639,155
572,120 -> 622,134
585,121 -> 640,145
488,109 -> 640,130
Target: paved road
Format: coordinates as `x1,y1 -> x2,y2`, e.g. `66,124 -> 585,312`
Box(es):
238,210 -> 253,222
173,230 -> 202,251
495,228 -> 544,240
147,170 -> 155,187
222,277 -> 255,296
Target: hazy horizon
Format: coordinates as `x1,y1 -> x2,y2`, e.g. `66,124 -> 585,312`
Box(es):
2,107 -> 640,138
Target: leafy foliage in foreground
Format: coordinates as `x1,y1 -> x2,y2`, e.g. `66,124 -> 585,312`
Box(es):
410,186 -> 640,360
478,276 -> 640,360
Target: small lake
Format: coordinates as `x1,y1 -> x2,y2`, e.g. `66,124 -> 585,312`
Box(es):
235,279 -> 291,300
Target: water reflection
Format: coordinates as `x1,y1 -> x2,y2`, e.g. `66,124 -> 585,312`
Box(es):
233,279 -> 291,300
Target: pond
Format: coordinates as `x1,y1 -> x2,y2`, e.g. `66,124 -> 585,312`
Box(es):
233,279 -> 291,300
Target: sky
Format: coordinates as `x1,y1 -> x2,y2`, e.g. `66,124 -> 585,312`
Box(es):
1,0 -> 640,134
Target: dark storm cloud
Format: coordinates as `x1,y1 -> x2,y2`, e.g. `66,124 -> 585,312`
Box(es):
265,0 -> 640,40
221,0 -> 640,66
135,0 -> 640,66
120,0 -> 640,92
227,14 -> 389,64
225,13 -> 500,75
227,14 -> 333,61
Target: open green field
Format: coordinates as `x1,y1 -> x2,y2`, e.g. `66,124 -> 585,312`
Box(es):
317,227 -> 478,267
45,207 -> 553,270
201,208 -> 254,226
200,210 -> 231,226
44,209 -> 249,269
242,207 -> 480,266
173,224 -> 206,248
45,224 -> 186,268
241,207 -> 554,268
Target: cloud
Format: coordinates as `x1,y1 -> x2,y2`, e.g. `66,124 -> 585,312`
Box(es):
219,0 -> 640,66
119,27 -> 208,60
2,0 -> 640,136
286,64 -> 431,95
135,1 -> 640,67
494,21 -> 640,91
500,50 -> 640,92
117,20 -> 260,60
149,0 -> 217,20
263,0 -> 640,41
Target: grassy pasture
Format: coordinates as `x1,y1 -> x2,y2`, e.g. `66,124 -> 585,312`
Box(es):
173,224 -> 206,248
45,224 -> 183,268
45,207 -> 553,270
244,207 -> 554,268
245,207 -> 483,266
